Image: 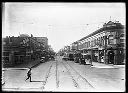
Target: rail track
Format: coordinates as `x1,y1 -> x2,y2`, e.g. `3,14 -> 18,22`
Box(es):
61,61 -> 80,89
62,60 -> 95,91
40,62 -> 54,91
56,60 -> 59,88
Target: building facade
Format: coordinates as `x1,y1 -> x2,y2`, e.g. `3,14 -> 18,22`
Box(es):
2,34 -> 48,67
71,21 -> 125,65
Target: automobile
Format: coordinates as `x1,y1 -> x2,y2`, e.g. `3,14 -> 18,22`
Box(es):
62,55 -> 68,61
74,53 -> 82,63
79,56 -> 86,65
49,55 -> 55,60
74,53 -> 86,65
40,57 -> 45,63
74,57 -> 79,63
68,53 -> 74,61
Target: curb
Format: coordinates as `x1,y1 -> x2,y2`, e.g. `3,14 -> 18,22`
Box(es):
86,61 -> 125,68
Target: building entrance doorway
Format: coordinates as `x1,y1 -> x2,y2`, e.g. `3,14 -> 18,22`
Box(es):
108,50 -> 115,64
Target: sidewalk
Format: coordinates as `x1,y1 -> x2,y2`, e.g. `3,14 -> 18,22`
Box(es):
3,59 -> 41,70
2,59 -> 44,91
85,60 -> 125,68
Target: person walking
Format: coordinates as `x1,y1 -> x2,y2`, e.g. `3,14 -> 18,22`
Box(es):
25,68 -> 32,82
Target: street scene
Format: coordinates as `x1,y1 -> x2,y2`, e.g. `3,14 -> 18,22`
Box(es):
2,2 -> 125,92
2,56 -> 125,92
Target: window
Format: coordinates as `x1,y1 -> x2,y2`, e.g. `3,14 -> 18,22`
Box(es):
120,39 -> 124,43
108,35 -> 114,44
9,37 -> 12,42
88,41 -> 90,47
3,52 -> 9,56
91,41 -> 93,47
94,39 -> 96,46
85,42 -> 87,48
93,40 -> 95,47
96,38 -> 98,45
120,34 -> 124,37
101,37 -> 104,46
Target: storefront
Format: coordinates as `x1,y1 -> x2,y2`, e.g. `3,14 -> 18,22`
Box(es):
105,46 -> 124,65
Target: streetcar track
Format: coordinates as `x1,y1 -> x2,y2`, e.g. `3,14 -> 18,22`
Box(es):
61,60 -> 80,89
56,60 -> 59,88
41,62 -> 54,91
64,61 -> 95,89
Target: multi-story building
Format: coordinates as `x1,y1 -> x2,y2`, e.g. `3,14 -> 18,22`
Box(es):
2,36 -> 27,66
71,21 -> 125,65
2,34 -> 48,67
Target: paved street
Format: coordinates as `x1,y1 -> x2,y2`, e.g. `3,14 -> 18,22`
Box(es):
2,56 -> 125,92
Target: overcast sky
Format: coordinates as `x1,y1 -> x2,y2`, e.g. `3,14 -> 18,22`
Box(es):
2,2 -> 125,52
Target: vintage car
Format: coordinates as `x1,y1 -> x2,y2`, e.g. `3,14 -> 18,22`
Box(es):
40,57 -> 45,63
62,55 -> 69,61
68,53 -> 74,61
74,53 -> 86,65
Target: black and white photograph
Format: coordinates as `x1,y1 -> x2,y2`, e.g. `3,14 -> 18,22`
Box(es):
2,2 -> 125,92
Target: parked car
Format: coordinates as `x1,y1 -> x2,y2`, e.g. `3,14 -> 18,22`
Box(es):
74,57 -> 79,63
74,53 -> 86,65
79,56 -> 86,65
49,55 -> 55,60
74,53 -> 82,63
62,55 -> 68,61
74,53 -> 80,63
40,57 -> 45,63
68,53 -> 74,61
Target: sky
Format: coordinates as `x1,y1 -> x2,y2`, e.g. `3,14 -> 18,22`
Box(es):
2,3 -> 125,52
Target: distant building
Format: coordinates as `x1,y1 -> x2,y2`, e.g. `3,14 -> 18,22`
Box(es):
19,34 -> 30,37
35,37 -> 48,47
